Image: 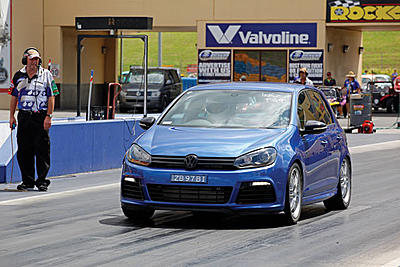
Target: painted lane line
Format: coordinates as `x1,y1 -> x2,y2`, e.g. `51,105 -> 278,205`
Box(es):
0,183 -> 119,206
350,140 -> 400,154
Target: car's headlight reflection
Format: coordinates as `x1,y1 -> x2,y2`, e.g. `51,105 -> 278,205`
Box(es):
234,147 -> 277,169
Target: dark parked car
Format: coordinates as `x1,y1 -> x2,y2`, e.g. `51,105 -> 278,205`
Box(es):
121,82 -> 352,225
118,67 -> 182,112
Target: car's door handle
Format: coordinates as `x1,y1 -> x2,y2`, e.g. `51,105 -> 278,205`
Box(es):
321,140 -> 328,146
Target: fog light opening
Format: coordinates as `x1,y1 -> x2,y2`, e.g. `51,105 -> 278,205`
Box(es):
251,181 -> 271,186
124,177 -> 137,183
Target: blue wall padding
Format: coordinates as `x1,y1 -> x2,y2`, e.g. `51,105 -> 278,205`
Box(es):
0,118 -> 145,183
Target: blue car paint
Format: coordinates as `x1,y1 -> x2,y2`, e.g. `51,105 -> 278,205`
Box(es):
121,82 -> 351,213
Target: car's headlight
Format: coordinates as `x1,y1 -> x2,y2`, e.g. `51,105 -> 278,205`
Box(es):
234,147 -> 277,169
152,91 -> 160,97
126,144 -> 151,166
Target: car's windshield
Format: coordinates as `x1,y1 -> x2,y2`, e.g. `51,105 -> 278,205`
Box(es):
159,89 -> 292,128
362,78 -> 371,85
321,88 -> 336,98
375,76 -> 391,82
128,70 -> 164,84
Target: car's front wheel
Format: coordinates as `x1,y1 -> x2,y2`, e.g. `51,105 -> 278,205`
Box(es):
324,157 -> 351,210
122,205 -> 155,221
284,163 -> 303,225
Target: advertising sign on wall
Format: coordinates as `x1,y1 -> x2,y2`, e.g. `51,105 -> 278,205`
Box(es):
289,50 -> 324,85
198,49 -> 231,84
206,23 -> 317,48
0,0 -> 11,93
327,0 -> 400,22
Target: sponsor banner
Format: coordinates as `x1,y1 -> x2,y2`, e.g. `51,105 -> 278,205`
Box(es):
289,50 -> 324,85
327,0 -> 400,22
206,23 -> 317,48
0,0 -> 11,93
198,49 -> 231,84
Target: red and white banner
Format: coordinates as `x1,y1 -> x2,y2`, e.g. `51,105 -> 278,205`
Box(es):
0,0 -> 11,93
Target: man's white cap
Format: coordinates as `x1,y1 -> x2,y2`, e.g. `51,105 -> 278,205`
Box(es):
27,49 -> 41,59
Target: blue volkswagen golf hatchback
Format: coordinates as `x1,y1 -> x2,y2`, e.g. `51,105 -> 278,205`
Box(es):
121,82 -> 351,224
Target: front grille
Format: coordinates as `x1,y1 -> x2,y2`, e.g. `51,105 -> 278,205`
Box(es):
127,91 -> 147,96
150,156 -> 236,170
147,184 -> 232,204
236,182 -> 276,204
121,179 -> 145,200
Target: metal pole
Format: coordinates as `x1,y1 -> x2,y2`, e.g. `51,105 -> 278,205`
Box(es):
87,70 -> 94,121
120,33 -> 123,78
158,32 -> 162,67
77,36 -> 82,117
144,35 -> 148,117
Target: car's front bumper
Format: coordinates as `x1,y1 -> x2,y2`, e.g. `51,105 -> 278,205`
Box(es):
120,159 -> 287,214
119,95 -> 160,109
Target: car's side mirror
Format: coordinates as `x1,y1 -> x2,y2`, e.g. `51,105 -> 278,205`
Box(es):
300,120 -> 327,135
139,116 -> 156,130
165,79 -> 172,85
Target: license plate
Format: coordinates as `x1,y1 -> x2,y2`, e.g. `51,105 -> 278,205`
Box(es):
170,174 -> 208,184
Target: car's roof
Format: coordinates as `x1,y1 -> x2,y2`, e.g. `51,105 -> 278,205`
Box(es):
188,82 -> 309,93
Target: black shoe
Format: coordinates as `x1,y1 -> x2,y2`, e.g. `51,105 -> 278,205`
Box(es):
36,179 -> 50,192
17,183 -> 34,191
37,184 -> 48,191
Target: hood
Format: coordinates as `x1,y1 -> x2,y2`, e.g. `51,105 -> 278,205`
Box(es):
137,125 -> 288,157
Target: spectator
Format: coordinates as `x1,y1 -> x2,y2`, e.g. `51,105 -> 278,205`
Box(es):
392,69 -> 398,81
341,71 -> 361,118
294,68 -> 313,86
323,72 -> 336,86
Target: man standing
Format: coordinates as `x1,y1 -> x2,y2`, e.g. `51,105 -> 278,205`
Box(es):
392,69 -> 398,82
9,48 -> 59,191
323,72 -> 336,86
294,68 -> 314,86
341,71 -> 361,118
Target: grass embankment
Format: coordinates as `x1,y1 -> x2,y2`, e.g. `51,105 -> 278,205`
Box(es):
362,31 -> 400,75
120,32 -> 197,75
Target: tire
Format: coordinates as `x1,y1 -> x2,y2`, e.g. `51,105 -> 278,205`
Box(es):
284,163 -> 303,225
323,157 -> 351,210
386,98 -> 394,113
118,105 -> 129,113
121,205 -> 155,221
159,96 -> 168,112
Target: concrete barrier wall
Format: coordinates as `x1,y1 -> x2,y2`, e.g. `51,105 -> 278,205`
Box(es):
0,118 -> 145,183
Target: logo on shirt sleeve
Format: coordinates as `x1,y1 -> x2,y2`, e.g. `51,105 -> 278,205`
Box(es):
51,80 -> 59,95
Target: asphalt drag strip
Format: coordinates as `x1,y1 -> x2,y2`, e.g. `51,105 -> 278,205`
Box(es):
0,137 -> 399,266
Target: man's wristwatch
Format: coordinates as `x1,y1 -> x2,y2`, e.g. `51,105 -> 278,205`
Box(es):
46,114 -> 53,118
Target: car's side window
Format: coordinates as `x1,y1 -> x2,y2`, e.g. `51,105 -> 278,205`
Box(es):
297,90 -> 316,129
307,90 -> 333,125
166,71 -> 174,84
170,70 -> 180,82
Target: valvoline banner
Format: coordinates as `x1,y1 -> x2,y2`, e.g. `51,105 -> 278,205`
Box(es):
206,23 -> 317,48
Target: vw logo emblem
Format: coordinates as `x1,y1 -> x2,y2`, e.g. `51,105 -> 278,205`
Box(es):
184,154 -> 198,170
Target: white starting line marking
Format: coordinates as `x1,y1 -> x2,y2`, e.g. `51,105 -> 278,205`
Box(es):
0,183 -> 119,206
350,140 -> 400,154
1,140 -> 399,206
